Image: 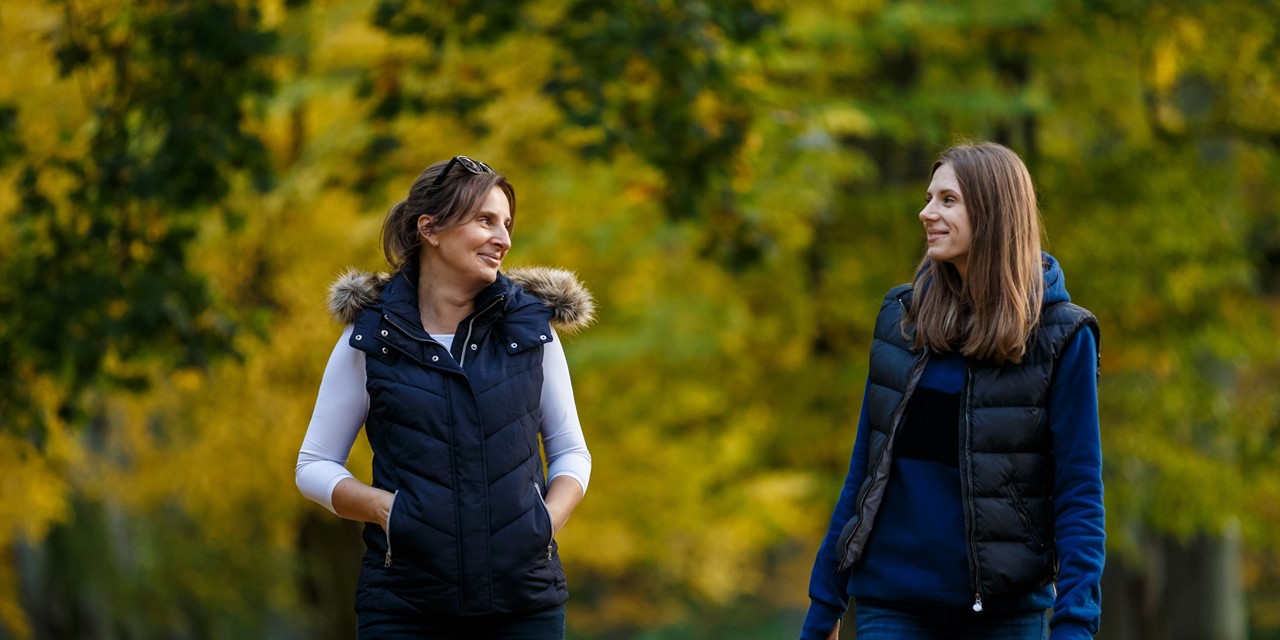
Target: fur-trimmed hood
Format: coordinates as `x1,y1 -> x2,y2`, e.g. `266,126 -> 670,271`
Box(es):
327,266 -> 596,334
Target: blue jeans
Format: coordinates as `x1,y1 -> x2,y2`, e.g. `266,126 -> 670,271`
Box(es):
854,599 -> 1048,640
357,603 -> 565,640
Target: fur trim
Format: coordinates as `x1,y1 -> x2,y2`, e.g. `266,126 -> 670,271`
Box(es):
327,268 -> 392,325
506,267 -> 597,334
326,266 -> 596,333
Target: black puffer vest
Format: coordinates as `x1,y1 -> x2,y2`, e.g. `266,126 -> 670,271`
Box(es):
331,267 -> 594,617
837,284 -> 1099,601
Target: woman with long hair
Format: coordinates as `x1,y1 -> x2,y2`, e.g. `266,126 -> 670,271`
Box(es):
801,142 -> 1104,639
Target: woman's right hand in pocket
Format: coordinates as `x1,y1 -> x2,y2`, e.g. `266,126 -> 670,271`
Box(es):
331,477 -> 397,529
377,489 -> 396,531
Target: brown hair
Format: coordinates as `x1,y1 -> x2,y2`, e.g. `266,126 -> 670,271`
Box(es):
380,158 -> 516,272
906,141 -> 1044,365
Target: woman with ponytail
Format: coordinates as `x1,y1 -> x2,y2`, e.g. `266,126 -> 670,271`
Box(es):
296,157 -> 596,639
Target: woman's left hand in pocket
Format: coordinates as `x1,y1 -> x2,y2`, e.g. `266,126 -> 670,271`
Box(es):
542,476 -> 585,537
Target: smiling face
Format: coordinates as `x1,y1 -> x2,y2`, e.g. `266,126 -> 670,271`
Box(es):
919,161 -> 974,280
424,185 -> 513,291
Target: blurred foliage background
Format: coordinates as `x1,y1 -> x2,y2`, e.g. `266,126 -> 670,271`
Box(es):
2,0 -> 1279,638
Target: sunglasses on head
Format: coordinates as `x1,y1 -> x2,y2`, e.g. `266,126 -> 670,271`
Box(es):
429,155 -> 494,192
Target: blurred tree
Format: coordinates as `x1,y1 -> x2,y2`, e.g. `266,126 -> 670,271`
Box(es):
541,0 -> 775,224
2,0 -> 275,430
0,0 -> 276,635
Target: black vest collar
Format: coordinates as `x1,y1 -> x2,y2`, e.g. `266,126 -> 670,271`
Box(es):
378,270 -> 512,339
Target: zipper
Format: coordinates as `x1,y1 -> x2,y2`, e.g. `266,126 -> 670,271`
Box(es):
384,490 -> 400,567
382,314 -> 436,344
382,294 -> 503,366
534,481 -> 554,558
837,348 -> 928,571
960,367 -> 983,611
458,296 -> 504,367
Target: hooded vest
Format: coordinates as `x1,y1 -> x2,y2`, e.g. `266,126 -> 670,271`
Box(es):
327,267 -> 595,617
837,284 -> 1099,601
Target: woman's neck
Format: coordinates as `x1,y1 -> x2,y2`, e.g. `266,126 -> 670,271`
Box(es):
415,260 -> 479,334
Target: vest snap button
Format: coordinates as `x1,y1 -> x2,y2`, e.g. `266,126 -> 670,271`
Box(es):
511,342 -> 518,349
381,347 -> 388,354
540,335 -> 547,340
354,335 -> 362,341
381,330 -> 388,337
432,355 -> 439,362
470,344 -> 477,350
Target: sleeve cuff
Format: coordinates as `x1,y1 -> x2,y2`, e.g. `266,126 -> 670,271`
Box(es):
548,470 -> 589,497
321,471 -> 354,515
547,454 -> 591,493
799,599 -> 845,640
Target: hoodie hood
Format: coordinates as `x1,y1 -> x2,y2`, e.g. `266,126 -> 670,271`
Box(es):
910,251 -> 1072,306
1041,252 -> 1070,306
327,266 -> 596,334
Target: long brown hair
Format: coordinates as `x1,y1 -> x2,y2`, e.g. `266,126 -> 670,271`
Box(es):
380,158 -> 516,272
906,141 -> 1044,365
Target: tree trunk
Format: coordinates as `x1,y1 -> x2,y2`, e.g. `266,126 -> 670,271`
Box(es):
1100,526 -> 1247,640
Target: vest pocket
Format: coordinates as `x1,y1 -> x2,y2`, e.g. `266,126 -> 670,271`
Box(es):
533,482 -> 554,557
1003,485 -> 1047,550
370,489 -> 454,589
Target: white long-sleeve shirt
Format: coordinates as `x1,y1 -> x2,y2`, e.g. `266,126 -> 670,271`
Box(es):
295,324 -> 591,514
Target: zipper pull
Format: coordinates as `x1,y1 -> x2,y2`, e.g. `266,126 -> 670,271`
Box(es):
547,545 -> 553,560
972,593 -> 983,612
384,551 -> 393,568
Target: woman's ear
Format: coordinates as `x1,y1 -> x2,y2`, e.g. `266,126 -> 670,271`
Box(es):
418,215 -> 438,247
